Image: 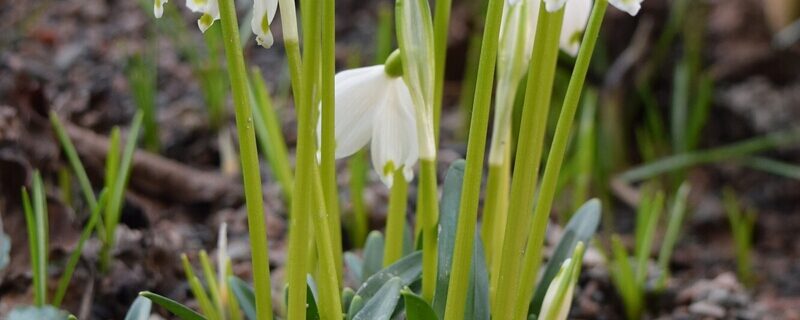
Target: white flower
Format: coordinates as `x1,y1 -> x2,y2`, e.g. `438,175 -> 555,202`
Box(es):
609,0 -> 642,16
187,0 -> 220,32
544,0 -> 569,12
154,0 -> 168,18
330,65 -> 419,187
251,0 -> 278,48
560,0 -> 592,56
539,258 -> 578,320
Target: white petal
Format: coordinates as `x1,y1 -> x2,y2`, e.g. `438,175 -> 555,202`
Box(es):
559,0 -> 592,56
193,0 -> 220,32
544,0 -> 568,12
186,0 -> 205,13
370,78 -> 419,187
332,65 -> 388,158
252,0 -> 278,48
154,0 -> 168,18
609,0 -> 642,16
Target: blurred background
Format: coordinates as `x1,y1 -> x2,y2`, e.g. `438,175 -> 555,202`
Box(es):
1,0 -> 799,318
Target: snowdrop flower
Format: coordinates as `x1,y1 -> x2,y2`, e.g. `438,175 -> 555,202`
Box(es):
251,0 -> 278,48
187,0 -> 220,32
609,0 -> 643,16
544,0 -> 643,17
560,0 -> 592,56
330,52 -> 419,187
154,0 -> 168,18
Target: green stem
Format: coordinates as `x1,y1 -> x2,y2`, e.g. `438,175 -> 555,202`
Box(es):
383,170 -> 409,266
441,0 -> 504,315
310,164 -> 344,319
432,0 -> 452,142
483,159 -> 509,304
516,1 -> 607,316
216,0 -> 273,318
492,7 -> 564,319
347,150 -> 369,247
418,159 -> 439,302
320,0 -> 343,286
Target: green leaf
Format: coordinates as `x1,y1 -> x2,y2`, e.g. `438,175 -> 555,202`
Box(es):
362,231 -> 386,282
347,295 -> 365,320
529,199 -> 601,315
345,252 -> 364,285
8,306 -> 68,320
402,289 -> 437,320
125,296 -> 152,320
465,234 -> 490,320
139,291 -> 206,320
432,160 -> 466,318
354,250 -> 422,314
228,276 -> 256,320
353,277 -> 403,320
342,287 -> 356,313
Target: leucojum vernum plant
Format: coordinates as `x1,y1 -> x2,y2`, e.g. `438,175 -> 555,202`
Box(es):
13,0 -> 651,319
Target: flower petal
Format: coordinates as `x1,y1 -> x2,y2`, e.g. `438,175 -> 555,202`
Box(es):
190,0 -> 219,33
609,0 -> 642,16
544,0 -> 568,12
370,78 -> 419,187
252,0 -> 279,48
559,0 -> 592,56
154,0 -> 168,18
332,65 -> 388,159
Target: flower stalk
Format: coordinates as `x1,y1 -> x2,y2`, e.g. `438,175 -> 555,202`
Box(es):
441,0 -> 505,316
492,6 -> 565,319
383,169 -> 409,266
216,0 -> 273,318
516,0 -> 608,316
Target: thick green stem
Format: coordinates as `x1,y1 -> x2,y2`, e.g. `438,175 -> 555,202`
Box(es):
441,0 -> 504,316
516,1 -> 607,317
483,158 -> 509,304
216,0 -> 273,318
418,159 -> 439,301
320,0 -> 343,286
432,0 -> 452,142
383,170 -> 409,266
492,7 -> 564,320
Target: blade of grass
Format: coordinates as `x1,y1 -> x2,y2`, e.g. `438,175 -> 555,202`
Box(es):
656,182 -> 690,290
49,112 -> 98,213
21,187 -> 43,307
619,128 -> 800,182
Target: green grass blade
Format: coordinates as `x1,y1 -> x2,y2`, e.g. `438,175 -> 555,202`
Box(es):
49,112 -> 98,213
21,187 -> 43,307
140,291 -> 207,320
656,183 -> 690,290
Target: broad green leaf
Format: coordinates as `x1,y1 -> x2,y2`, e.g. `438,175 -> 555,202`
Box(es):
355,251 -> 422,303
432,160 -> 466,318
8,306 -> 68,320
529,199 -> 601,315
140,291 -> 206,320
353,277 -> 403,320
345,252 -> 364,285
363,231 -> 386,281
402,290 -> 437,320
228,276 -> 256,320
124,296 -> 152,320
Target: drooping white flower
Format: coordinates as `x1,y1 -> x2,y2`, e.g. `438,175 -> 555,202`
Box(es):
330,65 -> 419,187
251,0 -> 279,48
609,0 -> 642,16
559,0 -> 592,56
154,0 -> 168,18
186,0 -> 220,32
